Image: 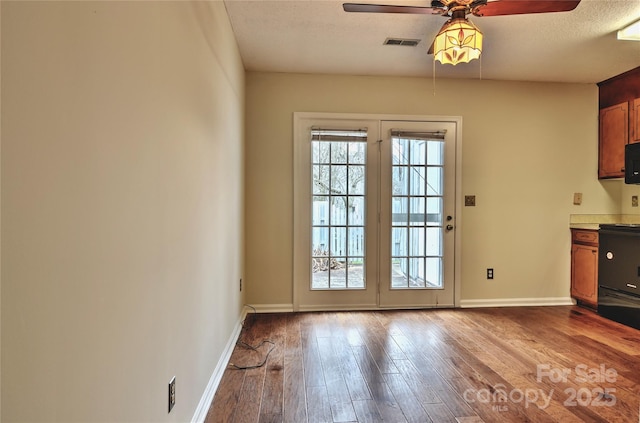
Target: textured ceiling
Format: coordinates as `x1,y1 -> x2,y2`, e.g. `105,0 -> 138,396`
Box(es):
224,0 -> 640,83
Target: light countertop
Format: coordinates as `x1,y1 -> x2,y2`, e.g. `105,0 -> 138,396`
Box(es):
569,214 -> 640,230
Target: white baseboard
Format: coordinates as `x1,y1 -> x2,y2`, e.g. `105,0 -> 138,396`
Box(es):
247,303 -> 294,313
191,306 -> 248,423
460,297 -> 576,308
238,298 -> 576,314
297,303 -> 379,312
249,303 -> 428,312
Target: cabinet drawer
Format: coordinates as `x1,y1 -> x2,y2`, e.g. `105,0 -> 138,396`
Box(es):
572,229 -> 599,245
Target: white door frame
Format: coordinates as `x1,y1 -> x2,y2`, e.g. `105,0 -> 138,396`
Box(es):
293,112 -> 463,311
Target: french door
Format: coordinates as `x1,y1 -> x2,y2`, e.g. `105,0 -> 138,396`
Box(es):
378,120 -> 457,307
293,114 -> 459,311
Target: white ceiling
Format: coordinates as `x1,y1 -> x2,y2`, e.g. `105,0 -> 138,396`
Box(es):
224,0 -> 640,83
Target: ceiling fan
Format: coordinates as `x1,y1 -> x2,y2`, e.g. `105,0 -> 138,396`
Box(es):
343,0 -> 582,65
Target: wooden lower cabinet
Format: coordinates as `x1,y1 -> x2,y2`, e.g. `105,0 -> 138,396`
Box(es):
570,229 -> 598,308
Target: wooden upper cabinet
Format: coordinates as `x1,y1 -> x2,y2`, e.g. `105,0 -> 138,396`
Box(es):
632,98 -> 640,143
598,66 -> 640,179
599,102 -> 628,179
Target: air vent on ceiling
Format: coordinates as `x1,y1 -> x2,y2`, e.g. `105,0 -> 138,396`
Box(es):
384,38 -> 421,47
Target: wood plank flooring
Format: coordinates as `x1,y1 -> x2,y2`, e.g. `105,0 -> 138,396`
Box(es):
206,306 -> 640,422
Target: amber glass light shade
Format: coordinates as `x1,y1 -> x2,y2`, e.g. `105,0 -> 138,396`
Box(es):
433,18 -> 483,65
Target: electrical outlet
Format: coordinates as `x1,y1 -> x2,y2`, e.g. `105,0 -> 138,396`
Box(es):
168,377 -> 176,413
487,268 -> 494,280
633,196 -> 638,207
573,192 -> 582,205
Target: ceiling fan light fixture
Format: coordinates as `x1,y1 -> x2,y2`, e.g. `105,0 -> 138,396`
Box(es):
433,18 -> 483,65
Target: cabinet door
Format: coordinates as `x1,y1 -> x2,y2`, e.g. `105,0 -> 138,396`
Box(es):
571,244 -> 598,306
599,102 -> 628,179
632,98 -> 640,143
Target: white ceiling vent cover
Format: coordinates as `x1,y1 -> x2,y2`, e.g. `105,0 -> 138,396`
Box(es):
384,38 -> 421,47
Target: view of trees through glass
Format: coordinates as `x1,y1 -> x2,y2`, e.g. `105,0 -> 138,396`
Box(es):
310,132 -> 445,290
311,139 -> 366,289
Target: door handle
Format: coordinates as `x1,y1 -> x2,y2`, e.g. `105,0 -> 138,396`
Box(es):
446,224 -> 454,231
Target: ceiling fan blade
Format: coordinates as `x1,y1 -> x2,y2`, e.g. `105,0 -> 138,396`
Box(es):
343,3 -> 443,15
473,0 -> 580,17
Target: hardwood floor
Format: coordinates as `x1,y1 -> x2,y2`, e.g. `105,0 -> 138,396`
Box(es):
206,306 -> 640,422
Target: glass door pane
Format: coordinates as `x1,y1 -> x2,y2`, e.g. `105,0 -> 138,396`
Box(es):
391,137 -> 444,289
311,138 -> 367,289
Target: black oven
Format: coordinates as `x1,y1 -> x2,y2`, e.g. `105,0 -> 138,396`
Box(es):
598,224 -> 640,330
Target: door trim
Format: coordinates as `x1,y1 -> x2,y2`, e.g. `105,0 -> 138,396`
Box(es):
293,112 -> 463,311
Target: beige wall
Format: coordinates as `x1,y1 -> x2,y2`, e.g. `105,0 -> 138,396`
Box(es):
1,1 -> 244,422
245,72 -> 621,306
0,1 -> 3,418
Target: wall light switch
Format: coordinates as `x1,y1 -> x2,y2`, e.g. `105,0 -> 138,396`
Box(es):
573,193 -> 582,205
465,195 -> 476,207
